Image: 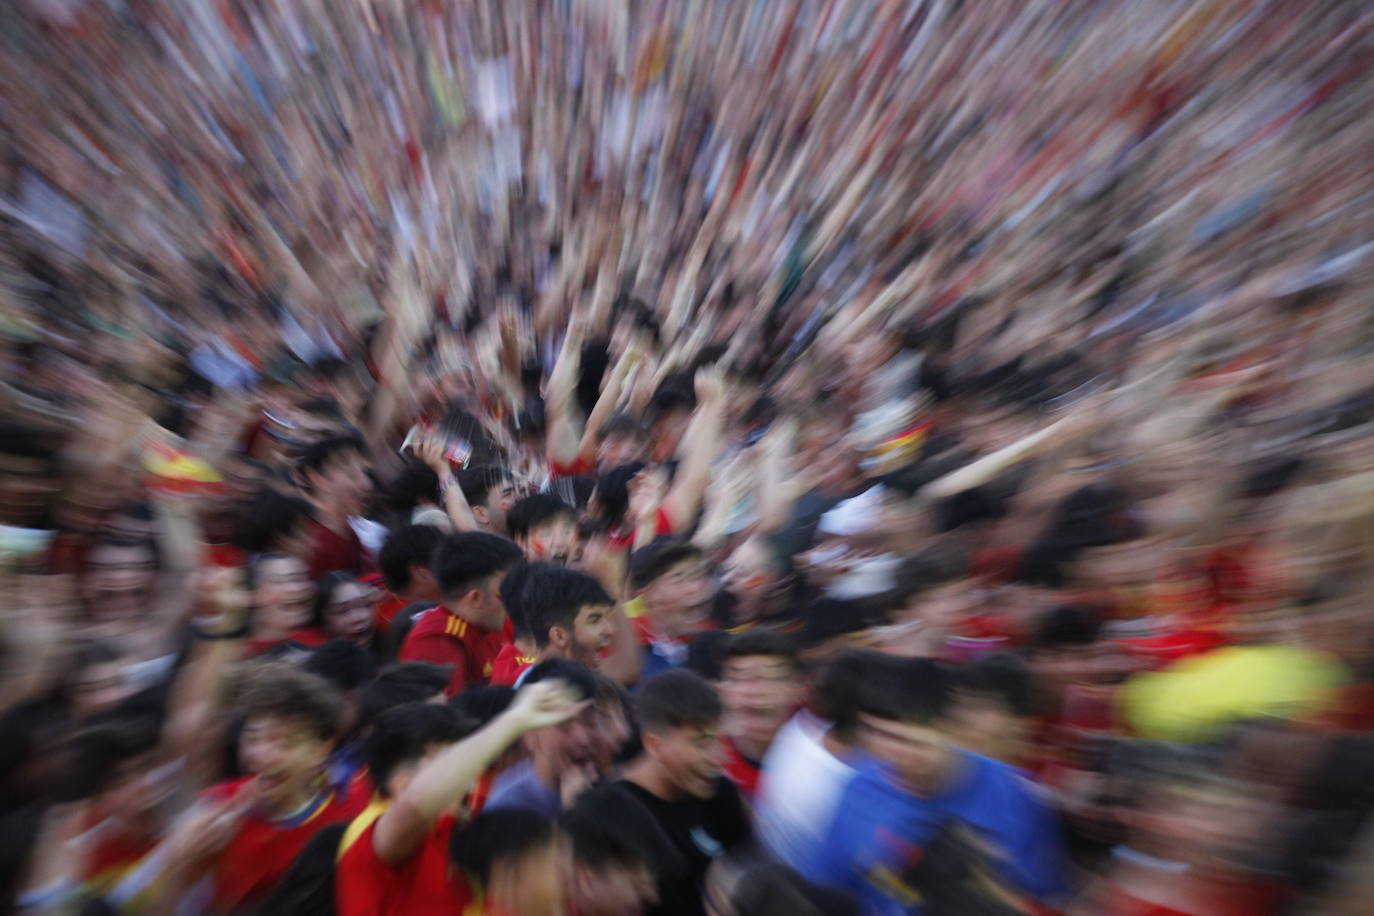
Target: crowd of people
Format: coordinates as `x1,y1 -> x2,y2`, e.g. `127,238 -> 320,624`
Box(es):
4,0 -> 1374,914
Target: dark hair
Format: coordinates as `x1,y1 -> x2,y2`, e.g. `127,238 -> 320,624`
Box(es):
521,658 -> 598,703
303,639 -> 376,693
859,656 -> 949,725
379,525 -> 445,596
365,702 -> 475,797
600,413 -> 650,443
498,562 -> 546,640
312,572 -> 364,630
952,652 -> 1035,718
731,863 -> 825,916
523,568 -> 613,648
796,598 -> 877,648
814,650 -> 880,739
233,491 -> 311,555
562,784 -> 679,874
458,465 -> 512,507
594,462 -> 647,527
450,808 -> 557,882
648,374 -> 696,418
723,630 -> 799,672
386,460 -> 441,517
451,685 -> 516,726
64,716 -> 161,799
686,630 -> 731,682
236,664 -> 342,742
298,434 -> 365,481
636,670 -> 722,734
1033,604 -> 1102,651
890,549 -> 969,606
629,538 -> 702,592
506,493 -> 576,542
430,532 -> 523,600
548,476 -> 597,512
362,663 -> 453,724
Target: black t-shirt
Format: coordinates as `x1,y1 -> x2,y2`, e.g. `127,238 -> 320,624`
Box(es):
607,777 -> 752,916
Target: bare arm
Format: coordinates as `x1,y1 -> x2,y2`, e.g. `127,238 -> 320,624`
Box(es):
417,435 -> 479,532
576,341 -> 641,465
545,311 -> 587,469
372,681 -> 585,866
661,367 -> 727,533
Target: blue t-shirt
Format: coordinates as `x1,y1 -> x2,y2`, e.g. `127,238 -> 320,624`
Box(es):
485,759 -> 562,818
808,752 -> 1067,915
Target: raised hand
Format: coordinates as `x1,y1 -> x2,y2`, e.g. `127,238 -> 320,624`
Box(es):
510,679 -> 589,732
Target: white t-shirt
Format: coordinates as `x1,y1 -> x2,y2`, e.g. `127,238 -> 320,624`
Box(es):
754,711 -> 857,873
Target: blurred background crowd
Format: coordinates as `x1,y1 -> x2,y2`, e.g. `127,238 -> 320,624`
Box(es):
3,0 -> 1374,913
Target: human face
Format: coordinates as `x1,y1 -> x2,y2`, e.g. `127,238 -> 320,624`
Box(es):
481,479 -> 521,534
569,858 -> 658,916
461,572 -> 509,631
859,715 -> 956,796
525,517 -> 578,564
642,561 -> 713,638
721,655 -> 800,751
597,434 -> 644,472
721,539 -> 783,621
569,604 -> 617,667
528,702 -> 601,781
315,449 -> 370,517
943,691 -> 1029,765
239,715 -> 331,813
323,580 -> 376,646
254,556 -> 314,634
647,722 -> 724,800
85,542 -> 157,620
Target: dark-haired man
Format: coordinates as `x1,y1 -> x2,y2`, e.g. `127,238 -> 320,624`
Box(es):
809,657 -> 1067,914
336,681 -> 584,915
487,660 -> 605,817
718,632 -> 804,800
374,524 -> 444,634
507,493 -> 578,564
500,566 -> 619,685
458,465 -> 519,535
398,532 -> 523,695
627,539 -> 716,681
298,435 -> 371,578
562,784 -> 677,916
608,670 -> 751,916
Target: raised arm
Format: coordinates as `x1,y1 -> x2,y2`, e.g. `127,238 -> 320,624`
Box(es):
545,308 -> 588,469
417,434 -> 480,532
575,336 -> 643,466
371,680 -> 585,866
661,367 -> 728,533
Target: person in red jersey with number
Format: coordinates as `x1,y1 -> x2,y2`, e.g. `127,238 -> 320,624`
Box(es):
153,664 -> 363,913
334,679 -> 587,915
399,531 -> 524,695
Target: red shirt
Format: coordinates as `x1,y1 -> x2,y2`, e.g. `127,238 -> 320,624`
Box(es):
398,607 -> 510,696
721,737 -> 761,800
306,517 -> 365,579
244,627 -> 328,657
202,777 -> 363,912
364,573 -> 413,631
490,643 -> 537,686
550,456 -> 596,481
335,801 -> 472,916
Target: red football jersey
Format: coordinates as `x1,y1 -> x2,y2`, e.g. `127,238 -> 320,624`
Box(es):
203,777 -> 364,912
305,517 -> 365,579
399,607 -> 510,696
489,643 -> 537,687
721,737 -> 762,800
334,801 -> 472,916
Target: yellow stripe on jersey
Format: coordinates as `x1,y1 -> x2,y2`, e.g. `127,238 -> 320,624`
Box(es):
338,798 -> 389,861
